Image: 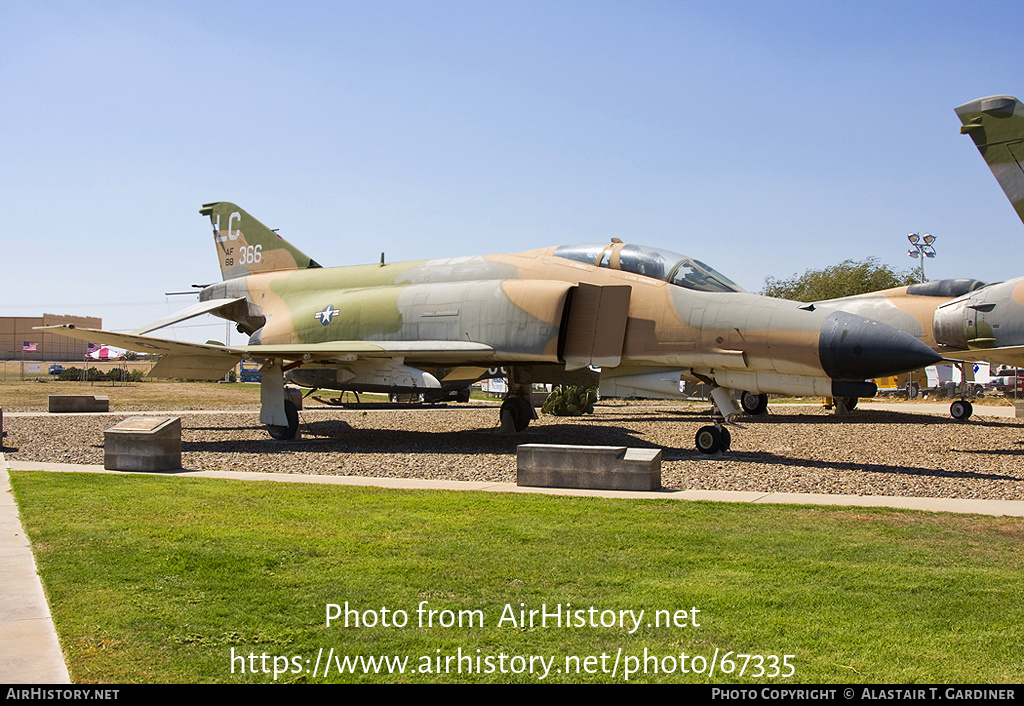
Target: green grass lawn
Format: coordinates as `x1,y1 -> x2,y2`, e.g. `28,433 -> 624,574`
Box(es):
9,471 -> 1024,683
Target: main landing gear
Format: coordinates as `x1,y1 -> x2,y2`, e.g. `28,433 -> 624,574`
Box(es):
500,376 -> 537,433
695,424 -> 731,454
739,391 -> 769,416
261,361 -> 302,440
950,399 -> 973,421
267,399 -> 299,440
500,395 -> 534,432
947,361 -> 976,421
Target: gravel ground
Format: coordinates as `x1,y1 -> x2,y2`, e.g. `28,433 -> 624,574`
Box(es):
5,401 -> 1024,501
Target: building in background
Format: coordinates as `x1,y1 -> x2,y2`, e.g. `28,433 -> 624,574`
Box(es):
0,314 -> 102,361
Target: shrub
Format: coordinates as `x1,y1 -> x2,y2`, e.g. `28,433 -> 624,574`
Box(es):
541,385 -> 597,416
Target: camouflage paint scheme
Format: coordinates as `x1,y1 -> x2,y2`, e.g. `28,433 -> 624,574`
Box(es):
957,95 -> 1024,226
813,277 -> 1024,365
44,202 -> 941,450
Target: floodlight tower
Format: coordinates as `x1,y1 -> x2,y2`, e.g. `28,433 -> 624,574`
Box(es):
907,232 -> 936,282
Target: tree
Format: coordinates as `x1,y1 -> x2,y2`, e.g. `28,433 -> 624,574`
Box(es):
761,257 -> 920,302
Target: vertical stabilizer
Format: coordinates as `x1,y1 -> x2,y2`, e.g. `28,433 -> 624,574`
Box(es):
956,95 -> 1024,226
200,202 -> 321,280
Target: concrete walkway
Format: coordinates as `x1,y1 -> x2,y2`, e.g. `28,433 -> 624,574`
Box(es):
0,458 -> 69,683
4,449 -> 1024,684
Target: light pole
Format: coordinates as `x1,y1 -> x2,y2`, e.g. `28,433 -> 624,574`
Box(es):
907,232 -> 936,282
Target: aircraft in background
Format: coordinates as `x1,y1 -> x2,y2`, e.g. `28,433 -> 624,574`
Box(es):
738,95 -> 1024,422
43,202 -> 939,454
804,278 -> 994,419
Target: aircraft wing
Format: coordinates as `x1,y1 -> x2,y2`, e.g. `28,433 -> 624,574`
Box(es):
943,346 -> 1024,368
38,325 -> 497,379
246,341 -> 494,359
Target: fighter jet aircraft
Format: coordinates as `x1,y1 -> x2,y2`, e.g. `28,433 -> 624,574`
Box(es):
43,202 -> 940,453
943,95 -> 1024,372
804,278 -> 993,419
780,95 -> 1024,421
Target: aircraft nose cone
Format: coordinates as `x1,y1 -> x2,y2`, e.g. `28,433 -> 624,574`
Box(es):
819,311 -> 942,380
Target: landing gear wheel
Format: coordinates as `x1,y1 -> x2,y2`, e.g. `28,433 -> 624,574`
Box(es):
267,400 -> 299,440
740,391 -> 769,415
500,397 -> 533,432
843,397 -> 858,411
950,399 -> 973,421
695,425 -> 724,454
719,426 -> 731,451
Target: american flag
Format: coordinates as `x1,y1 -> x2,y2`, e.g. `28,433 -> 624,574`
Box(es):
22,341 -> 37,352
87,343 -> 98,353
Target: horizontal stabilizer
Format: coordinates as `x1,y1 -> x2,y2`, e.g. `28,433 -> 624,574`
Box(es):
149,355 -> 240,380
35,325 -> 244,359
132,297 -> 247,335
37,325 -> 245,380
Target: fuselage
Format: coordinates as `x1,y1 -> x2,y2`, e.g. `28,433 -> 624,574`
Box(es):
201,242 -> 942,398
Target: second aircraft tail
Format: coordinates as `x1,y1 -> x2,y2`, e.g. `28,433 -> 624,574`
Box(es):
956,95 -> 1024,226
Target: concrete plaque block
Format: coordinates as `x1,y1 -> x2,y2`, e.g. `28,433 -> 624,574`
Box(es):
1016,401 -> 1024,419
48,395 -> 109,413
104,416 -> 182,472
517,444 -> 662,491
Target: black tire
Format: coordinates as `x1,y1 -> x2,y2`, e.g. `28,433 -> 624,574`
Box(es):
950,400 -> 973,421
906,382 -> 919,399
719,426 -> 731,451
695,425 -> 722,454
500,397 -> 533,432
843,397 -> 858,411
740,391 -> 769,415
267,400 -> 299,440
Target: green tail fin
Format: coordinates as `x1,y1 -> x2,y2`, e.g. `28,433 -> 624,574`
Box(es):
956,95 -> 1024,227
200,201 -> 321,280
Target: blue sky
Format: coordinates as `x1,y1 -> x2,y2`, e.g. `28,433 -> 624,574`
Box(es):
3,0 -> 1024,343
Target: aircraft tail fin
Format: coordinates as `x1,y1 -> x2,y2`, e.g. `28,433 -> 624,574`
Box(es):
200,202 -> 322,280
956,95 -> 1024,226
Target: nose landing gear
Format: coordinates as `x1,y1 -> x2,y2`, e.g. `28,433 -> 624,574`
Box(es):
950,398 -> 973,421
695,424 -> 731,454
695,386 -> 743,454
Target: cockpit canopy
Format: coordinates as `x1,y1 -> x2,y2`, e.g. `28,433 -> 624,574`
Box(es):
905,278 -> 987,298
553,241 -> 746,293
